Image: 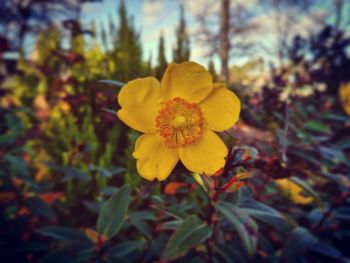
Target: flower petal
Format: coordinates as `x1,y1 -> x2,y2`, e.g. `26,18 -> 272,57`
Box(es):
200,83 -> 241,131
133,134 -> 179,181
161,62 -> 212,103
179,130 -> 227,174
117,77 -> 161,133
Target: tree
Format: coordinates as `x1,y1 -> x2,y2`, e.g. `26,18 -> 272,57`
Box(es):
0,0 -> 99,52
208,59 -> 218,81
112,0 -> 142,82
100,22 -> 108,51
155,32 -> 167,79
173,5 -> 190,63
186,0 -> 259,83
144,53 -> 153,76
220,0 -> 230,83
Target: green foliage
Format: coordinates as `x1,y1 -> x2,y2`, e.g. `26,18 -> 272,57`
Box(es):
173,5 -> 190,63
164,215 -> 212,260
208,59 -> 218,82
216,202 -> 258,256
1,3 -> 350,263
155,33 -> 168,79
97,184 -> 131,238
111,0 -> 143,81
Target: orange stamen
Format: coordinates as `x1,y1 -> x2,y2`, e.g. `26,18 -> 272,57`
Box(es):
155,97 -> 204,148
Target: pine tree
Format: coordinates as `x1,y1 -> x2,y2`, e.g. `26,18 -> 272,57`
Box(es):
112,0 -> 142,82
173,4 -> 190,63
208,59 -> 218,81
108,14 -> 116,37
144,52 -> 153,76
155,32 -> 167,79
100,22 -> 108,51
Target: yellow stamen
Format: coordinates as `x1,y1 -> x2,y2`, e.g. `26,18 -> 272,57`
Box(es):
173,115 -> 187,128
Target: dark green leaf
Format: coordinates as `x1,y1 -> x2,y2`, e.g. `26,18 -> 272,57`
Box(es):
281,227 -> 318,263
26,197 -> 56,221
36,226 -> 91,244
97,184 -> 130,238
38,250 -> 70,263
303,120 -> 330,134
216,202 -> 258,256
83,201 -> 102,214
310,242 -> 342,260
129,211 -> 156,221
99,79 -> 125,87
321,112 -> 350,122
216,244 -> 247,263
108,240 -> 145,260
45,163 -> 90,182
101,107 -> 117,115
164,215 -> 212,260
238,201 -> 288,231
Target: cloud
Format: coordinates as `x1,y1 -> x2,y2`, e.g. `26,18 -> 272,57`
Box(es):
142,0 -> 166,25
181,0 -> 219,17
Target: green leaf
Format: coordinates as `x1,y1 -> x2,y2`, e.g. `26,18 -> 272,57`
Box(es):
164,215 -> 212,260
281,227 -> 318,263
321,112 -> 350,122
26,197 -> 56,221
107,240 -> 145,260
238,200 -> 289,231
45,163 -> 90,182
38,250 -> 70,263
216,202 -> 258,256
99,79 -> 125,87
151,204 -> 186,220
97,184 -> 131,238
303,120 -> 330,134
216,244 -> 247,263
101,107 -> 117,116
89,165 -> 125,178
36,226 -> 91,244
289,176 -> 324,209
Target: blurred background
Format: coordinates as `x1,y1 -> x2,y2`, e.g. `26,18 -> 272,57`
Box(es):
1,0 -> 350,262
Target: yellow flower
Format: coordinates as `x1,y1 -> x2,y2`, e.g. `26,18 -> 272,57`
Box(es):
339,82 -> 350,115
275,179 -> 313,205
117,61 -> 241,181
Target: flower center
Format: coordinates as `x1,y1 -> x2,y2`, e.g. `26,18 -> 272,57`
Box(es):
173,115 -> 187,128
155,97 -> 204,149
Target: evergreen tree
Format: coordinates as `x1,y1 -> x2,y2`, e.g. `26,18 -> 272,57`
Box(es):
112,0 -> 142,82
208,59 -> 218,81
155,32 -> 167,79
108,14 -> 116,36
100,22 -> 108,51
144,52 -> 153,76
173,5 -> 190,63
36,24 -> 61,66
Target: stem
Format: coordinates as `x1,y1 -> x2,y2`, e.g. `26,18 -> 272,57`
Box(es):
205,240 -> 213,262
281,100 -> 290,164
222,177 -> 238,192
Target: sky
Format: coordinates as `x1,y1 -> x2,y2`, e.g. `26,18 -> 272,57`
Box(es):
12,0 -> 349,71
78,0 -> 350,71
81,0 -> 188,67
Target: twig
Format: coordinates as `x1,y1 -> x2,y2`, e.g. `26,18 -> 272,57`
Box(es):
281,100 -> 290,164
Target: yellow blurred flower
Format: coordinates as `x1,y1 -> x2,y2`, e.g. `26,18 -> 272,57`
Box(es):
275,178 -> 313,205
339,82 -> 350,115
117,61 -> 241,181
